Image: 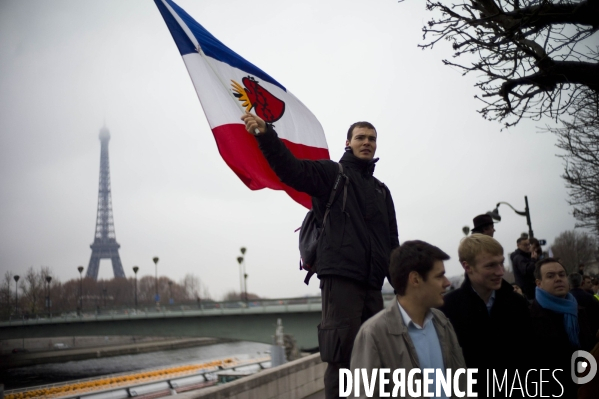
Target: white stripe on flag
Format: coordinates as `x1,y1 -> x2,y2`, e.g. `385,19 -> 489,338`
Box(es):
183,53 -> 328,148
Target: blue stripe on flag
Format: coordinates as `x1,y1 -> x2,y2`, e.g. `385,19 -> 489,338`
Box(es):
156,0 -> 286,92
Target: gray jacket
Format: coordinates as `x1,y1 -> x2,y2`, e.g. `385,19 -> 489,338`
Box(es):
350,301 -> 467,399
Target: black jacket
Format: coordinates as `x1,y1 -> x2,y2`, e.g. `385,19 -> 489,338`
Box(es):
511,249 -> 537,299
530,300 -> 597,398
256,126 -> 399,289
439,275 -> 532,371
570,288 -> 599,337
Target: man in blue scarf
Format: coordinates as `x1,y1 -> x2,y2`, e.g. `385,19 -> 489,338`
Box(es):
531,258 -> 597,397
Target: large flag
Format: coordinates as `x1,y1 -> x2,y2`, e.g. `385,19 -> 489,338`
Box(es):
154,0 -> 329,209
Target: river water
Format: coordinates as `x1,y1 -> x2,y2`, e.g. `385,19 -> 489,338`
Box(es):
2,341 -> 271,390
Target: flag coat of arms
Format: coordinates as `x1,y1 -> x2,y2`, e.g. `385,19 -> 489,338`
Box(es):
154,0 -> 329,208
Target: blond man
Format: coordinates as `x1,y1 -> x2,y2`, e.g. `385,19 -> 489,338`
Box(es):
439,234 -> 531,395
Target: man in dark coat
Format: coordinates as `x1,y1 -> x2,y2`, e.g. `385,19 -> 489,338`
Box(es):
242,113 -> 399,399
531,258 -> 597,398
511,236 -> 538,299
440,234 -> 532,396
568,273 -> 599,337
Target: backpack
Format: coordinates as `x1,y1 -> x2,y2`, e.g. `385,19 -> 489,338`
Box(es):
297,163 -> 348,285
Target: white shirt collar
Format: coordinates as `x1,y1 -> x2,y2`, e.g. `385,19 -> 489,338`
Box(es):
397,299 -> 433,330
472,287 -> 496,306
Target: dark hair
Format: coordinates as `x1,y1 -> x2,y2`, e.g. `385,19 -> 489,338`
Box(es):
347,121 -> 377,140
534,257 -> 565,280
390,240 -> 450,296
568,273 -> 582,288
516,237 -> 529,245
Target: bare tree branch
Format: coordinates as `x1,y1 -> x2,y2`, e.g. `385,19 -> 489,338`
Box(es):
420,0 -> 599,127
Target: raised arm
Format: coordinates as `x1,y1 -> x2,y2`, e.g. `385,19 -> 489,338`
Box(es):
241,112 -> 337,197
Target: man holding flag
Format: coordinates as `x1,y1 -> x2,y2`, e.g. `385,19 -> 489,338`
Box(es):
154,0 -> 399,395
242,112 -> 400,398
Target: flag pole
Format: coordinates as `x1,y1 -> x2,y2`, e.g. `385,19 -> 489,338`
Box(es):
160,0 -> 260,134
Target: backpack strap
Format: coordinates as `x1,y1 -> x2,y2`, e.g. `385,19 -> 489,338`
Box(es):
304,163 -> 348,285
304,269 -> 315,285
322,163 -> 347,225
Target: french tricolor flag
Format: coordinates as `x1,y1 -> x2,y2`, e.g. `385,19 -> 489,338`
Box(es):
154,0 -> 329,209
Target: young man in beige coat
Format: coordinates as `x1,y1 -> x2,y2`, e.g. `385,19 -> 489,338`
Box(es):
350,240 -> 466,399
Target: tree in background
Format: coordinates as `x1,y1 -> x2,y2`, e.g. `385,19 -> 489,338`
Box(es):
551,94 -> 599,235
222,290 -> 261,301
551,230 -> 598,273
420,0 -> 599,127
57,279 -> 79,313
0,271 -> 14,319
417,1 -> 599,235
0,268 -> 212,319
181,273 -> 211,301
20,266 -> 45,316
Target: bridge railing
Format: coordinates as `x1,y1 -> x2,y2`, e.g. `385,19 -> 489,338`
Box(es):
0,293 -> 397,327
0,296 -> 322,326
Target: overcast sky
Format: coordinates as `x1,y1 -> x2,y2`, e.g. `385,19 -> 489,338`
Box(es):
0,0 -> 579,300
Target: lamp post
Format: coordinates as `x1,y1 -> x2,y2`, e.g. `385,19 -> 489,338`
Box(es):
13,275 -> 20,315
241,247 -> 248,302
168,280 -> 173,305
45,276 -> 52,316
236,256 -> 244,301
133,266 -> 139,311
490,196 -> 534,238
77,266 -> 84,315
237,247 -> 248,303
153,257 -> 159,307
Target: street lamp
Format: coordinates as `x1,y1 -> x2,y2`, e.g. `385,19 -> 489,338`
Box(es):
244,272 -> 248,303
153,257 -> 159,306
133,266 -> 139,311
237,247 -> 249,303
13,275 -> 20,315
490,195 -> 534,238
236,256 -> 244,301
77,266 -> 84,314
45,276 -> 52,316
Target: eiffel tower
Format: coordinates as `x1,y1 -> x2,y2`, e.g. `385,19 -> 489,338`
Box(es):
86,125 -> 125,279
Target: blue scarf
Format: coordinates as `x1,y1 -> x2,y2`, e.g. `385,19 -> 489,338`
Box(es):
535,287 -> 580,347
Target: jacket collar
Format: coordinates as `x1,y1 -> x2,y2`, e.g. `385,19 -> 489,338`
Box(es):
460,273 -> 514,299
339,149 -> 378,176
384,299 -> 450,336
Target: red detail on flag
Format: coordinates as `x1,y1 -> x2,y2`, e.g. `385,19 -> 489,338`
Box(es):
242,77 -> 285,123
212,124 -> 329,209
